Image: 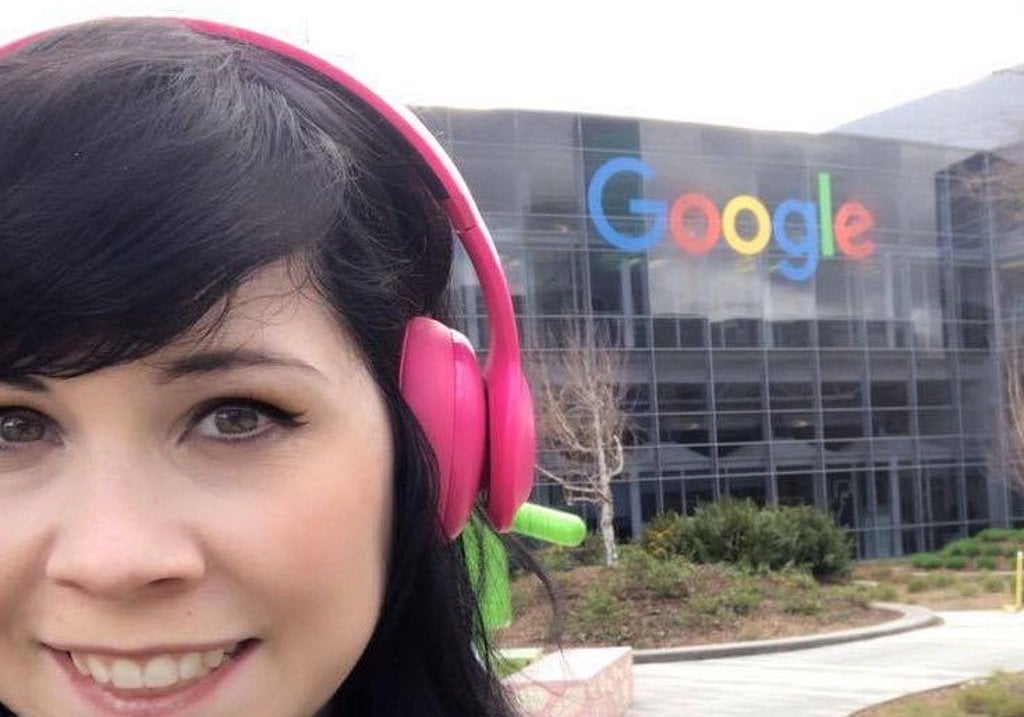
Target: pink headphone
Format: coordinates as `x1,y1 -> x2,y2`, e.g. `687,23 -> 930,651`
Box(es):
0,18 -> 536,540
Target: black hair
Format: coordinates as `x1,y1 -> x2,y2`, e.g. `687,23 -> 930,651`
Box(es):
0,18 -> 519,717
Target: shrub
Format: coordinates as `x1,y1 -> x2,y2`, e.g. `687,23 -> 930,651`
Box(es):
981,542 -> 1007,557
772,505 -> 853,580
943,555 -> 967,570
927,573 -> 958,590
718,575 -> 763,615
685,594 -> 727,624
537,545 -> 577,573
534,531 -> 610,572
643,500 -> 852,580
910,553 -> 943,570
957,672 -> 1024,716
978,527 -> 1017,543
640,511 -> 685,561
781,590 -> 825,615
942,538 -> 982,558
617,545 -> 694,599
978,556 -> 999,571
575,586 -> 627,637
870,583 -> 899,602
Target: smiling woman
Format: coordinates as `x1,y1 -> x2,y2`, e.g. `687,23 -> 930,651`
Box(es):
0,17 -> 530,717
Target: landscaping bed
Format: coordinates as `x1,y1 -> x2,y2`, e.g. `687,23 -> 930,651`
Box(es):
852,671 -> 1024,717
499,548 -> 898,650
855,550 -> 1018,612
904,528 -> 1024,573
498,500 -> 901,650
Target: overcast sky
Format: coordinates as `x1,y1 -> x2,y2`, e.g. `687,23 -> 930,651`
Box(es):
3,0 -> 1023,133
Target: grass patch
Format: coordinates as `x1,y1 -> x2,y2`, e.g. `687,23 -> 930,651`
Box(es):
978,556 -> 999,571
857,671 -> 1024,716
943,556 -> 968,570
911,553 -> 943,570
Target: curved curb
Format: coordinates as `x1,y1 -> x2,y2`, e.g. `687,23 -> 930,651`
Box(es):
632,602 -> 941,664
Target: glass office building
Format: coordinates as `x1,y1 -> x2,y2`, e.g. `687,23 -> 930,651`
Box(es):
414,106 -> 1023,558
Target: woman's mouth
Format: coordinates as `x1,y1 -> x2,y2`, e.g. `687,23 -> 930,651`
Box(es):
48,639 -> 258,713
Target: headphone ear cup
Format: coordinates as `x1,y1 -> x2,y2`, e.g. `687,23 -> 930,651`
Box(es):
399,317 -> 486,539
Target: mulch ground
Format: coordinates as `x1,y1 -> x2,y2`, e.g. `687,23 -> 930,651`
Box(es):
497,565 -> 899,650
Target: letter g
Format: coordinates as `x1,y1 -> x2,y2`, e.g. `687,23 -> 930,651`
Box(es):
587,157 -> 666,252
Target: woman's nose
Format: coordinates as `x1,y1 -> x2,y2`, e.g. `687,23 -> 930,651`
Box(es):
44,463 -> 206,600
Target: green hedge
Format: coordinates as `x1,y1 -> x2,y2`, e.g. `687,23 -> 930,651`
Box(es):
639,499 -> 852,580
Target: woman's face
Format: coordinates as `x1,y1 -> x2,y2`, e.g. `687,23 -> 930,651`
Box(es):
0,265 -> 394,717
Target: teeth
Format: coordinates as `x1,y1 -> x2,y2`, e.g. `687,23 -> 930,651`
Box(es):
85,656 -> 110,685
70,653 -> 90,676
202,649 -> 226,670
110,659 -> 143,689
143,656 -> 179,688
179,652 -> 203,680
68,645 -> 241,691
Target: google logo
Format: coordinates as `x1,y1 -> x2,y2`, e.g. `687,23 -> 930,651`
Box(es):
587,157 -> 875,281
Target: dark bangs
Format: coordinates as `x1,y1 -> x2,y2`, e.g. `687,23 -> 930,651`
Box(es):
0,18 -> 451,381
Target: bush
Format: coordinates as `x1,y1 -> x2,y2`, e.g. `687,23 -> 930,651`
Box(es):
536,545 -> 577,573
617,545 -> 694,599
927,573 -> 958,590
535,531 -> 609,572
870,583 -> 899,602
943,555 -> 967,570
982,542 -> 1007,557
718,576 -> 763,615
978,527 -> 1018,543
942,538 -> 982,558
957,672 -> 1024,717
641,500 -> 851,580
781,590 -> 825,615
575,586 -> 627,637
640,511 -> 685,561
910,553 -> 943,570
978,556 -> 999,571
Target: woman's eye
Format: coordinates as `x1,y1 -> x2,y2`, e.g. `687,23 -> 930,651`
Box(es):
191,400 -> 305,442
0,409 -> 55,446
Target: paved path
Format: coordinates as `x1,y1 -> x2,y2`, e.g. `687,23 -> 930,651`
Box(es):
627,611 -> 1024,716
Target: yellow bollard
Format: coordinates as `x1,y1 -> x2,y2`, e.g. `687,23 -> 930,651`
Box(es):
1004,550 -> 1023,612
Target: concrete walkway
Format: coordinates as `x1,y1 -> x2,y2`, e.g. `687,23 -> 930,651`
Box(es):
627,610 -> 1024,716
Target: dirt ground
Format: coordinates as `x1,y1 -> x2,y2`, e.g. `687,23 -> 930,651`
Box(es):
497,565 -> 899,650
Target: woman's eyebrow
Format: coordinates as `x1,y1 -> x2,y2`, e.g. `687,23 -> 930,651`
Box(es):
153,349 -> 328,383
0,375 -> 48,393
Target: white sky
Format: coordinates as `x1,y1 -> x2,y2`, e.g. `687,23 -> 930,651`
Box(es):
2,0 -> 1023,133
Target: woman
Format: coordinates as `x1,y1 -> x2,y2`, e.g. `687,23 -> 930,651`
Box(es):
0,17 -> 532,717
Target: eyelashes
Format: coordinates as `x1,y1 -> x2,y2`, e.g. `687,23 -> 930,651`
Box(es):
0,397 -> 309,452
186,398 -> 308,444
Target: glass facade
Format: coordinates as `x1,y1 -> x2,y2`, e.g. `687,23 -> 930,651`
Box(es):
415,106 -> 1021,558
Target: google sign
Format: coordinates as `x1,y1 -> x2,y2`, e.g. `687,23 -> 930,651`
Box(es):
587,157 -> 875,281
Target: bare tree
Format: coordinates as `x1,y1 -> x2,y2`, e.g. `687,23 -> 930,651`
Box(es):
531,323 -> 629,567
1003,329 -> 1024,492
973,148 -> 1024,496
